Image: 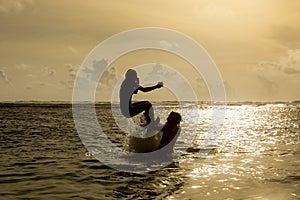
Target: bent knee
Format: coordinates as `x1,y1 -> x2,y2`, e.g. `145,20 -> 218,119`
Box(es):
145,101 -> 152,109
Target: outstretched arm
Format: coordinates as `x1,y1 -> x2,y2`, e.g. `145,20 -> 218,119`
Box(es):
139,82 -> 163,93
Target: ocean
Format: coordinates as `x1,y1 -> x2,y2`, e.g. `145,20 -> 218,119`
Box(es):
0,102 -> 299,200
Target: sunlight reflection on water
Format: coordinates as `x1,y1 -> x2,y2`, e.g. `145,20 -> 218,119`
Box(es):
0,102 -> 299,199
172,103 -> 299,200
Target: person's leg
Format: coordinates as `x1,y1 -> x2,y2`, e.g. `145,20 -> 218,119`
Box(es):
130,101 -> 154,121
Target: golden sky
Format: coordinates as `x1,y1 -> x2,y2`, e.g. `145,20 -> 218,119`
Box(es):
0,0 -> 299,101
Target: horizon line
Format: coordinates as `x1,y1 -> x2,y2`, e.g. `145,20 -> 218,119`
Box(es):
0,100 -> 299,104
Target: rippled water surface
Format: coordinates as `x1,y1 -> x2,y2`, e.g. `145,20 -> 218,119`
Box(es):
0,102 -> 299,199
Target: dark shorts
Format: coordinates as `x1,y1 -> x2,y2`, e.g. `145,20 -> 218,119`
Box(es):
122,101 -> 152,118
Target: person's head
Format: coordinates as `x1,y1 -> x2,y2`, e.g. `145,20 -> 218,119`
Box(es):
166,111 -> 182,125
125,69 -> 138,81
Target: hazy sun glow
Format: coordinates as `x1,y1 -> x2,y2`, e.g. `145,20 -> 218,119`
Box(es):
0,0 -> 299,101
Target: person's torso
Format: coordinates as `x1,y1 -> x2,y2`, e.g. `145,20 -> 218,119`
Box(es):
119,79 -> 140,113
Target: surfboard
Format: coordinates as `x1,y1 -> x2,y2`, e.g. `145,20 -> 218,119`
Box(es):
125,111 -> 182,154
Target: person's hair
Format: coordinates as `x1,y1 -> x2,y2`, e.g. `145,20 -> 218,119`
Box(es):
125,69 -> 137,80
167,111 -> 182,125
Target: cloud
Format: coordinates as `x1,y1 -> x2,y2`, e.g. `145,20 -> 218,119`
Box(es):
144,63 -> 178,83
82,59 -> 108,82
257,49 -> 300,76
26,74 -> 36,79
195,76 -> 206,87
0,0 -> 33,13
46,68 -> 56,76
0,69 -> 10,84
99,67 -> 117,88
284,67 -> 300,75
159,40 -> 180,50
267,25 -> 300,49
31,81 -> 56,88
58,64 -> 78,89
24,81 -> 44,92
67,46 -> 78,54
257,74 -> 278,94
252,49 -> 300,96
15,63 -> 32,70
44,67 -> 56,76
48,69 -> 56,76
53,64 -> 79,90
60,80 -> 73,89
66,64 -> 78,79
67,60 -> 118,95
25,85 -> 32,90
140,63 -> 198,101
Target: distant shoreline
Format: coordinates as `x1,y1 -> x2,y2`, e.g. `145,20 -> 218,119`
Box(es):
0,100 -> 299,107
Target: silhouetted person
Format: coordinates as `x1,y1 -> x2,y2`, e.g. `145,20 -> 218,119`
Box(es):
159,111 -> 182,153
119,69 -> 163,126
